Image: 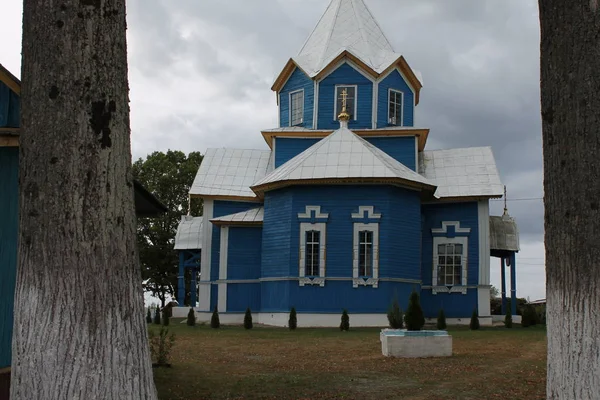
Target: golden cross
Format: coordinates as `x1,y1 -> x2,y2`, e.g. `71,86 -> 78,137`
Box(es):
340,89 -> 348,111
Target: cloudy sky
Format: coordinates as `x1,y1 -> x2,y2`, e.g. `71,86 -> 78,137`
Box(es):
0,0 -> 545,301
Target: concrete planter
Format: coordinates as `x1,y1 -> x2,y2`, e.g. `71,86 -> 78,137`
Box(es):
380,329 -> 452,358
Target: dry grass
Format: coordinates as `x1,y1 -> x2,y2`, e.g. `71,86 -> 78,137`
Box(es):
151,321 -> 546,400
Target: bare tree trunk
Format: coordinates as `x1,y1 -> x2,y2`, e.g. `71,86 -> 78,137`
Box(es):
12,0 -> 158,398
540,1 -> 600,398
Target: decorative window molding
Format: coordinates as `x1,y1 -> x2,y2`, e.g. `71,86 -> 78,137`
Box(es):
431,221 -> 471,235
352,222 -> 379,288
388,89 -> 404,126
298,205 -> 329,221
351,206 -> 381,220
289,89 -> 304,126
432,236 -> 468,295
298,206 -> 328,287
334,85 -> 358,121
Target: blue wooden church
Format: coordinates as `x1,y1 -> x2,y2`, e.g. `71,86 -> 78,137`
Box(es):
174,0 -> 516,327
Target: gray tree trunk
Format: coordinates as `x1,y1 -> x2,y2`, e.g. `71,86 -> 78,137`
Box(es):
540,1 -> 600,399
11,0 -> 158,399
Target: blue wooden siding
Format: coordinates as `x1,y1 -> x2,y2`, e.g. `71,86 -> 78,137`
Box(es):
317,63 -> 373,130
261,190 -> 293,278
0,81 -> 19,128
210,284 -> 218,311
365,137 -> 417,171
227,283 -> 261,313
274,138 -> 320,168
421,202 -> 480,287
0,147 -> 19,369
279,68 -> 314,129
377,69 -> 414,128
420,289 -> 478,318
227,227 -> 262,280
211,201 -> 261,281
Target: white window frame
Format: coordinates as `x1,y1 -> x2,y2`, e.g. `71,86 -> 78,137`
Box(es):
289,89 -> 304,126
334,84 -> 358,121
352,206 -> 381,288
388,89 -> 404,126
431,221 -> 470,295
298,206 -> 329,287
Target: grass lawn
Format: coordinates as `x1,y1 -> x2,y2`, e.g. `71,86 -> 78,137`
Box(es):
151,321 -> 546,400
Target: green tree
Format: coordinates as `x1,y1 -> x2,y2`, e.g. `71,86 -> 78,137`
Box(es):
186,308 -> 196,327
470,309 -> 480,330
387,298 -> 403,329
211,306 -> 220,329
288,307 -> 297,330
436,309 -> 447,330
504,308 -> 513,328
340,309 -> 350,331
404,291 -> 425,331
133,150 -> 203,307
244,308 -> 253,330
153,305 -> 161,325
146,308 -> 152,324
490,285 -> 500,299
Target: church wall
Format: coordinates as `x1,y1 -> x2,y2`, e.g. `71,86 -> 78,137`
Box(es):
377,69 -> 414,128
227,227 -> 262,280
420,289 -> 478,318
0,81 -> 20,127
364,136 -> 417,171
227,283 -> 261,313
261,190 -> 293,278
317,62 -> 373,130
274,137 -> 320,167
279,67 -> 314,128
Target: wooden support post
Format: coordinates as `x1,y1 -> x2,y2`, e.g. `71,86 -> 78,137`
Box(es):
501,257 -> 507,315
510,253 -> 517,316
177,252 -> 185,306
190,267 -> 197,308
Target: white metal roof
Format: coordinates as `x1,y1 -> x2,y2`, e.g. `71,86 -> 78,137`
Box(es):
174,216 -> 203,250
190,148 -> 272,198
294,0 -> 421,81
419,147 -> 504,199
211,207 -> 264,225
253,126 -> 434,190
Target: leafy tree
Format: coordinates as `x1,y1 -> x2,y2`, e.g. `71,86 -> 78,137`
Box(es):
211,306 -> 220,329
186,308 -> 196,327
387,298 -> 403,329
436,309 -> 447,330
504,308 -> 513,328
490,285 -> 500,299
404,291 -> 425,331
340,309 -> 350,331
244,308 -> 253,330
153,305 -> 161,325
133,150 -> 203,307
288,307 -> 297,330
146,308 -> 152,324
521,306 -> 537,328
470,309 -> 480,330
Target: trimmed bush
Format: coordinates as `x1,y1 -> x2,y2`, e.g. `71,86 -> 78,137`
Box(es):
288,307 -> 297,330
470,308 -> 480,330
211,306 -> 220,329
186,307 -> 196,327
149,327 -> 175,366
146,308 -> 152,324
404,291 -> 425,331
521,305 -> 537,328
340,309 -> 350,331
504,307 -> 513,328
162,309 -> 170,326
436,309 -> 447,330
244,308 -> 253,330
153,305 -> 161,325
387,298 -> 404,329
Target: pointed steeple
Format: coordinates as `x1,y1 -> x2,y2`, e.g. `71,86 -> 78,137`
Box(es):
294,0 -> 402,76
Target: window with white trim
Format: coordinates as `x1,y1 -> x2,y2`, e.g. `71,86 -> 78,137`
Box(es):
388,89 -> 403,126
305,230 -> 321,276
298,206 -> 328,286
290,90 -> 304,126
358,230 -> 373,276
431,221 -> 470,295
436,243 -> 463,286
335,85 -> 356,120
351,206 -> 381,288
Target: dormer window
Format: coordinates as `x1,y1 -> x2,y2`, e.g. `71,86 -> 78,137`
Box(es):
290,89 -> 304,126
335,85 -> 356,120
388,89 -> 403,126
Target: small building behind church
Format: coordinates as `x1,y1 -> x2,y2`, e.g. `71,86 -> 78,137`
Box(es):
175,0 -> 517,327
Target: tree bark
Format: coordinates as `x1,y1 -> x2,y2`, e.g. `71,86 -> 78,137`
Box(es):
540,1 -> 600,399
12,0 -> 157,399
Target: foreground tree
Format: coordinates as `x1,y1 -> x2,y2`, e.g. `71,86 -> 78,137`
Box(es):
133,150 -> 203,306
539,1 -> 600,398
12,0 -> 157,398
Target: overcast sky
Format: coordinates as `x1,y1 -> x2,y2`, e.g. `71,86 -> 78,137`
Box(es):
0,0 -> 545,301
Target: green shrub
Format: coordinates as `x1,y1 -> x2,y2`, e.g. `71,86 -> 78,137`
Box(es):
153,305 -> 161,325
162,309 -> 170,326
146,308 -> 152,324
186,307 -> 196,327
288,307 -> 297,330
404,291 -> 425,331
244,308 -> 253,330
387,298 -> 403,329
521,305 -> 537,328
469,308 -> 480,330
436,309 -> 447,330
149,327 -> 175,366
211,306 -> 220,329
340,309 -> 350,331
504,307 -> 513,328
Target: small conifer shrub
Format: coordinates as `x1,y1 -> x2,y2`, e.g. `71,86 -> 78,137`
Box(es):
387,298 -> 404,329
162,309 -> 170,326
149,327 -> 175,367
340,309 -> 350,331
153,305 -> 161,325
436,309 -> 447,330
404,291 -> 425,331
244,308 -> 253,330
469,308 -> 480,330
146,308 -> 152,324
186,307 -> 196,327
211,306 -> 220,329
504,307 -> 513,328
288,307 -> 297,330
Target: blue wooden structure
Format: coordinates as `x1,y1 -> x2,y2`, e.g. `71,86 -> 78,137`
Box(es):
174,216 -> 202,307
